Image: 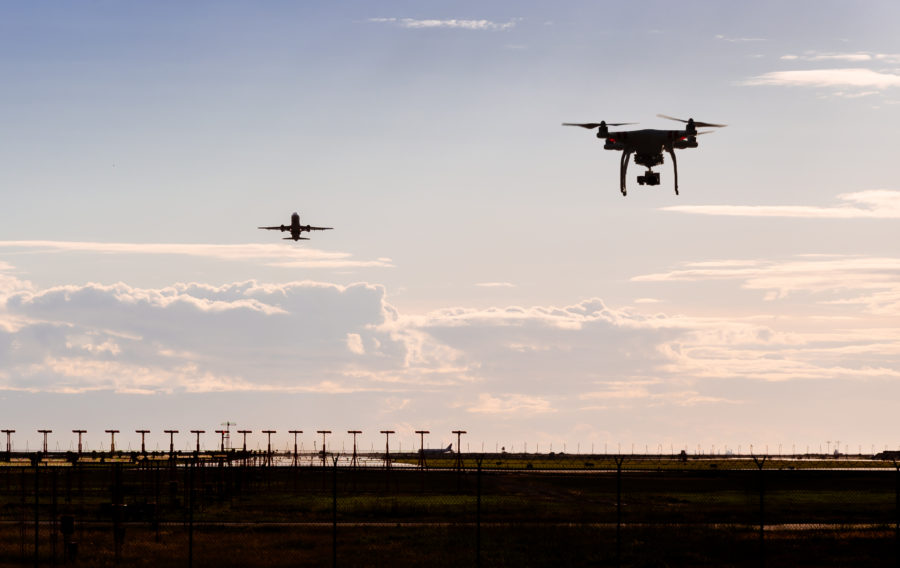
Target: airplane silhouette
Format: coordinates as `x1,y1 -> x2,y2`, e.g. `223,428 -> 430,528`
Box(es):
420,444 -> 453,455
258,212 -> 333,241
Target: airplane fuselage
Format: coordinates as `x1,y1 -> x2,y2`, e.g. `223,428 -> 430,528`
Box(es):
281,212 -> 313,241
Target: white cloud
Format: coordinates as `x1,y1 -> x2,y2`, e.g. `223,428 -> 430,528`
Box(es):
0,241 -> 394,269
0,278 -> 409,393
715,34 -> 766,43
579,384 -> 738,407
662,190 -> 900,219
368,17 -> 517,31
475,282 -> 517,288
2,259 -> 899,448
743,68 -> 900,89
634,255 -> 900,313
346,333 -> 365,355
780,51 -> 900,63
468,393 -> 555,414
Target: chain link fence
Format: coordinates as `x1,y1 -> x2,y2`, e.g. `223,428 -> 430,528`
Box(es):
1,452 -> 899,566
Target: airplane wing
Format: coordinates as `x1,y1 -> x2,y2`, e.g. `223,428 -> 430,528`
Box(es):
258,226 -> 285,231
306,226 -> 333,231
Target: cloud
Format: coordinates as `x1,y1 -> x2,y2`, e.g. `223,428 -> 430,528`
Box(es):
2,259 -> 899,447
662,190 -> 900,219
578,384 -> 738,408
743,68 -> 900,89
780,51 -> 900,63
0,241 -> 394,269
346,333 -> 365,355
634,255 -> 900,313
368,18 -> 517,31
0,278 -> 410,394
475,282 -> 517,288
715,34 -> 766,43
468,393 -> 555,415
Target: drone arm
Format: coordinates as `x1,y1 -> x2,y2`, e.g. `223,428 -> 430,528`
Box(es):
666,145 -> 679,195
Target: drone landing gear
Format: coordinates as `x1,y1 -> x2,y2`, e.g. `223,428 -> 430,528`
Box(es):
619,150 -> 632,196
665,144 -> 679,195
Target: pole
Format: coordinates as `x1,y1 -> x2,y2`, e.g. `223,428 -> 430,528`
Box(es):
476,457 -> 483,567
164,430 -> 179,458
416,430 -> 430,469
317,431 -> 332,468
262,431 -> 276,466
753,455 -> 767,568
332,456 -> 338,567
380,431 -> 395,470
34,457 -> 39,568
348,431 -> 361,469
38,430 -> 52,454
289,431 -> 302,467
238,430 -> 251,452
615,456 -> 625,567
190,430 -> 206,455
452,430 -> 467,471
72,430 -> 86,455
215,430 -> 227,452
2,429 -> 13,460
136,430 -> 150,454
105,430 -> 119,454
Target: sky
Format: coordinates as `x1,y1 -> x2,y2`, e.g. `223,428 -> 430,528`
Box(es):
1,1 -> 899,455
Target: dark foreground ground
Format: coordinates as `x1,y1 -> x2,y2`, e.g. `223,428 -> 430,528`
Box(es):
0,453 -> 898,566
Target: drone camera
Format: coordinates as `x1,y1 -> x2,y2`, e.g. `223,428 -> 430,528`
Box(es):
637,172 -> 661,186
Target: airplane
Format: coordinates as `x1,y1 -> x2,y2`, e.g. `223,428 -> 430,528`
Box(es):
420,444 -> 453,455
563,114 -> 726,196
258,212 -> 333,241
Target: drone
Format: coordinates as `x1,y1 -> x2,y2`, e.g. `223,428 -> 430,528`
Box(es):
563,114 -> 726,196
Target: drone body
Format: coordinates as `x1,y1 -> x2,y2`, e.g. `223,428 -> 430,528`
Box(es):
563,115 -> 725,196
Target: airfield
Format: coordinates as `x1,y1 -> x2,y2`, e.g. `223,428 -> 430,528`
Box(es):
1,450 -> 899,567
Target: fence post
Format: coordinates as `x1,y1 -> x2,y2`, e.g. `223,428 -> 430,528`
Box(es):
753,455 -> 767,568
188,458 -> 194,568
332,455 -> 339,568
33,456 -> 39,568
476,457 -> 483,568
615,456 -> 625,567
894,458 -> 899,567
21,466 -> 26,563
113,462 -> 123,566
51,468 -> 58,565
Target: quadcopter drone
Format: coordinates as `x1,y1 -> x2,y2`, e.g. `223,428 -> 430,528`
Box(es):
563,114 -> 726,196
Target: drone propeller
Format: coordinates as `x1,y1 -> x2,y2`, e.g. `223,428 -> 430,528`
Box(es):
562,121 -> 636,129
657,114 -> 726,128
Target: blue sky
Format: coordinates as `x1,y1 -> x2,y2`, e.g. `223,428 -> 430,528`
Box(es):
1,1 -> 900,454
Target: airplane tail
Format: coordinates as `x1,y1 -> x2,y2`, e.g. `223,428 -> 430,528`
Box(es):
284,236 -> 310,240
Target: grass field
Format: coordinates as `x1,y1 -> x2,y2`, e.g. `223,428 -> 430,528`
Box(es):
0,453 -> 898,566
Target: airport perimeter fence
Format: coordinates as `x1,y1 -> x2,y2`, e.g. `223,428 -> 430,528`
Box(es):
1,452 -> 900,567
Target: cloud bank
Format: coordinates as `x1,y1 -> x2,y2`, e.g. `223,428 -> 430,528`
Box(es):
368,18 -> 517,31
0,241 -> 394,269
744,68 -> 900,89
2,249 -> 899,448
662,190 -> 900,219
743,51 -> 900,96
